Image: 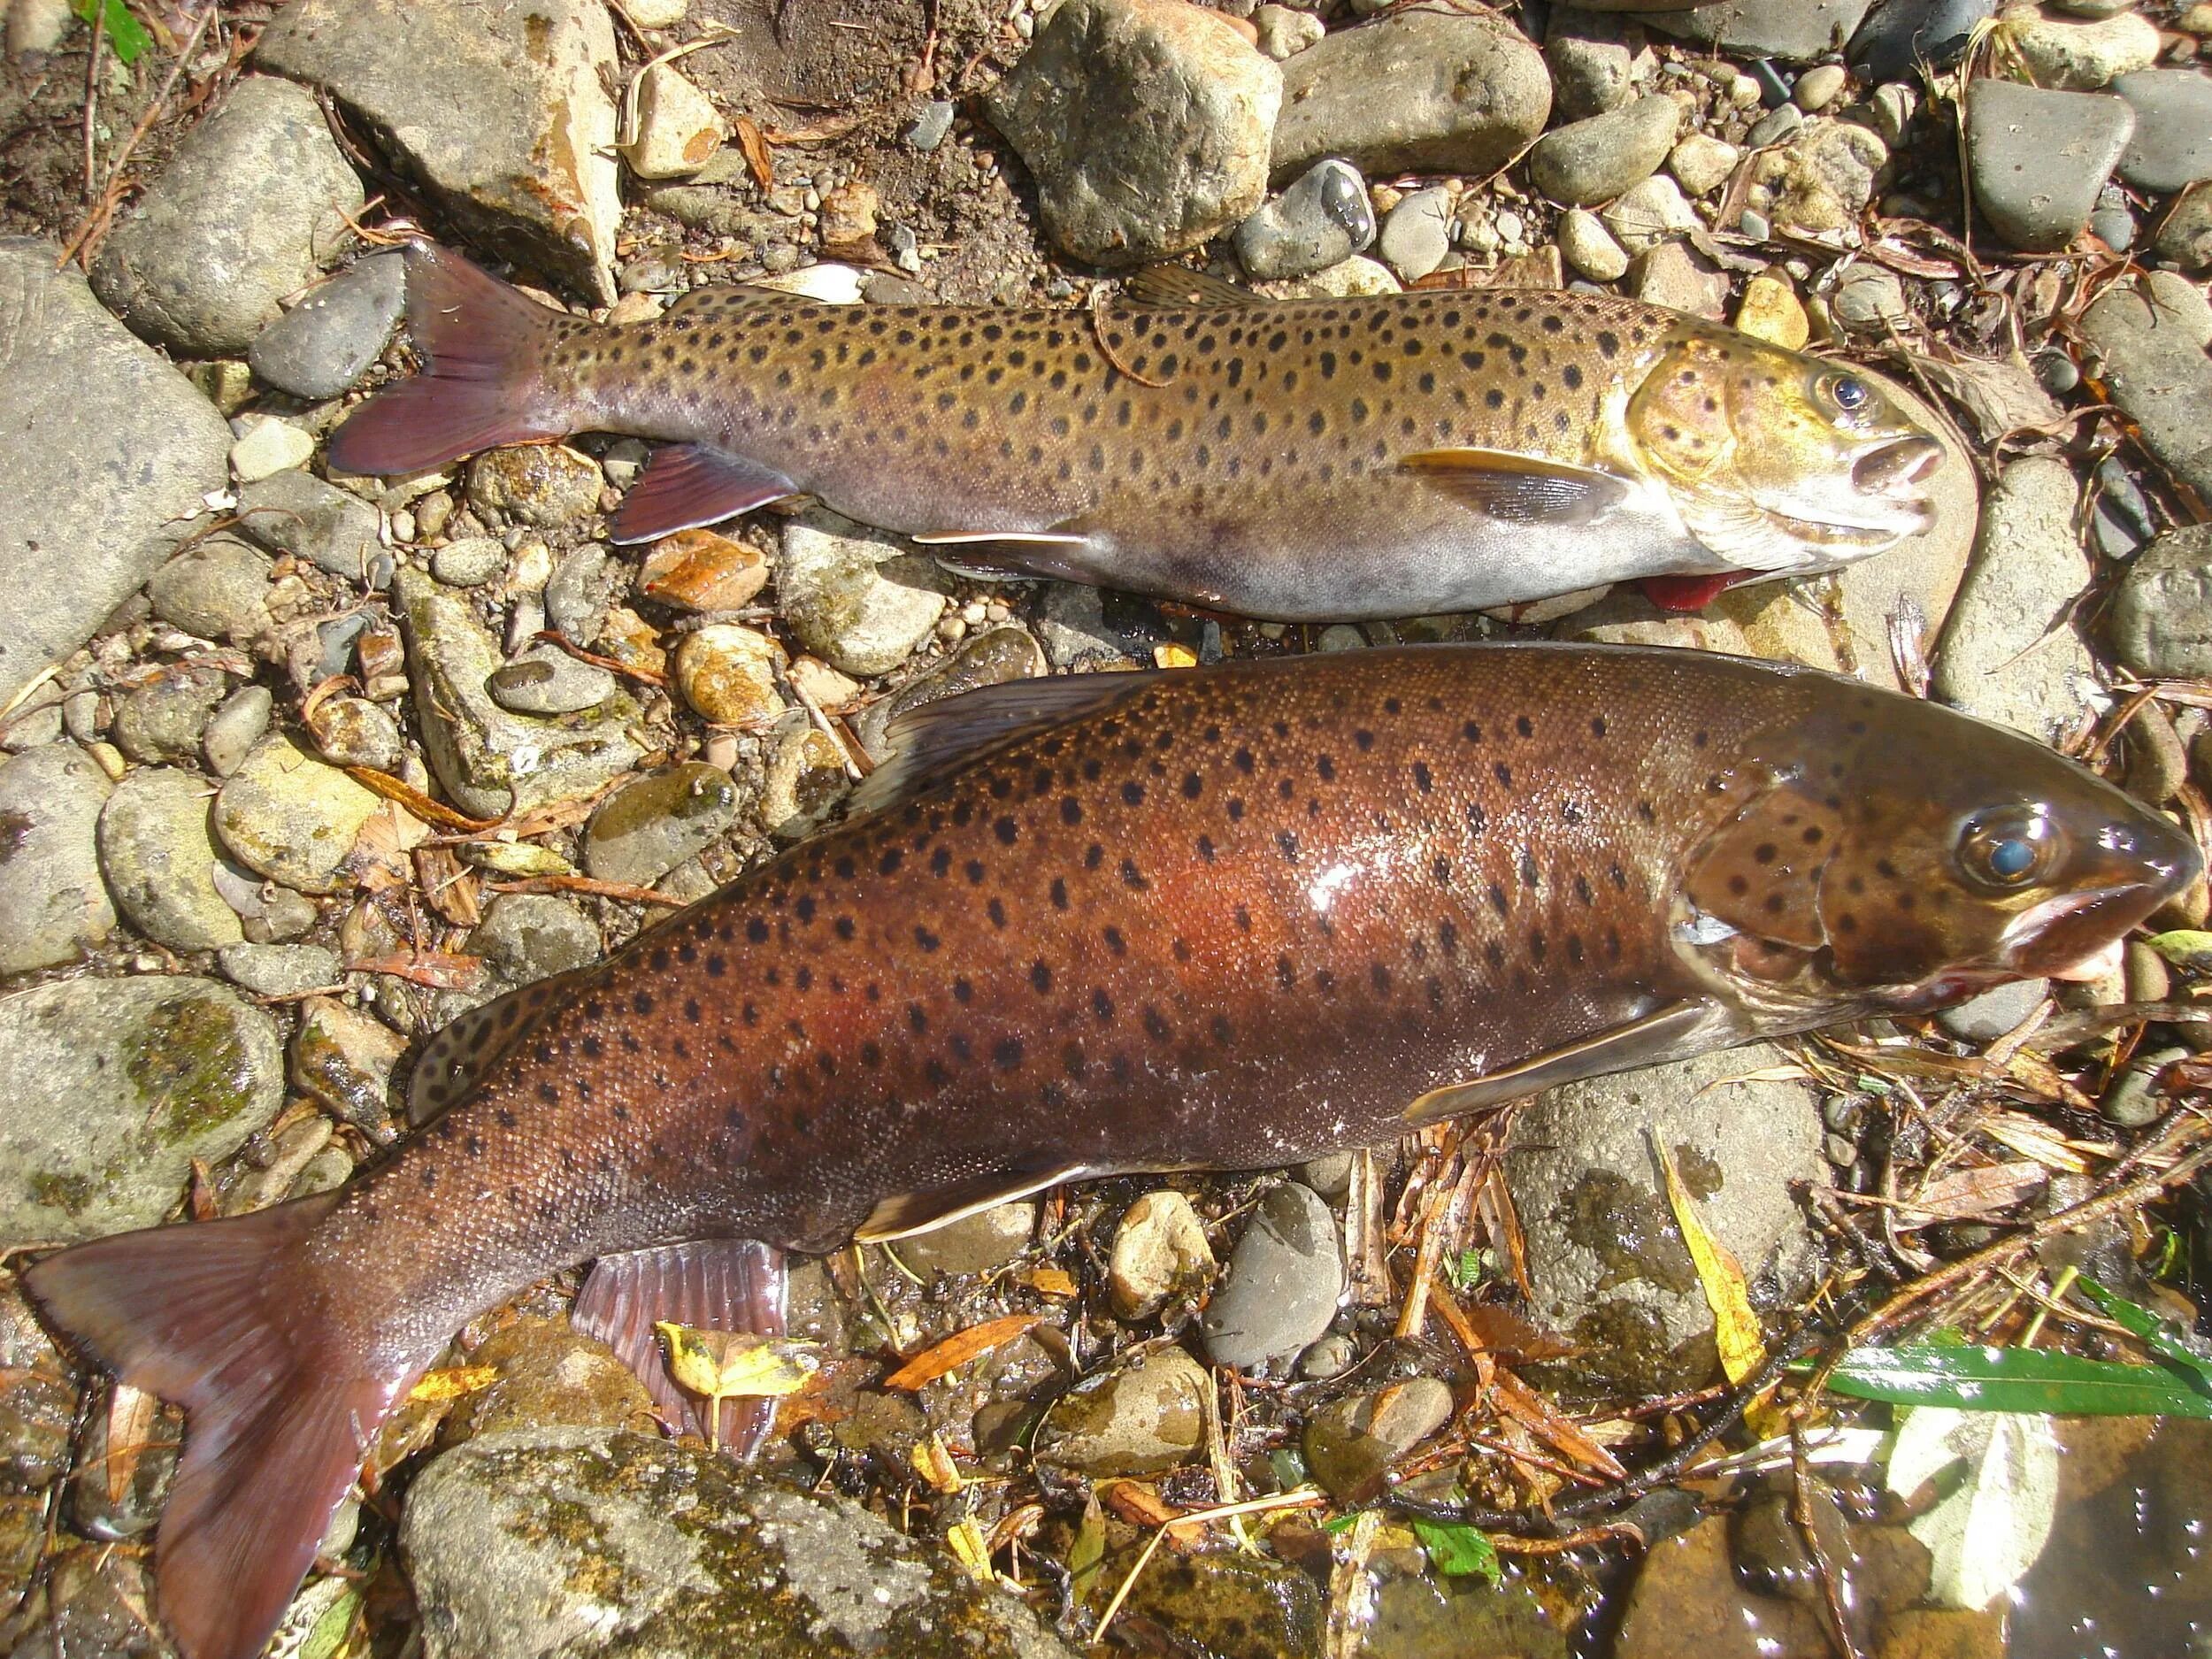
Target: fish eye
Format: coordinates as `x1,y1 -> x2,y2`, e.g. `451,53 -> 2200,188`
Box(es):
1957,809 -> 2055,890
1824,373 -> 1872,415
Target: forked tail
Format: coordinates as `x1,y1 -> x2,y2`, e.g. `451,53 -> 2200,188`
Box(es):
23,1194 -> 425,1659
324,242 -> 572,476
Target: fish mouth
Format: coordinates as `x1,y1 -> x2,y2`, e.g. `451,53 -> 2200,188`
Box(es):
1853,434 -> 1943,499
1752,435 -> 1945,551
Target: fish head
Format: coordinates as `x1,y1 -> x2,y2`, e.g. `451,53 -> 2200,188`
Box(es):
1626,332 -> 1944,573
1671,689 -> 2199,1020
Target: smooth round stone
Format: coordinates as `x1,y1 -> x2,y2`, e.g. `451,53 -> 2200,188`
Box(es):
1303,1377 -> 1454,1501
1200,1181 -> 1345,1373
672,624 -> 785,726
758,723 -> 849,840
1793,63 -> 1848,110
1546,25 -> 1638,123
1967,79 -> 2136,251
777,512 -> 949,678
1832,265 -> 1909,330
1376,185 -> 1454,280
146,534 -> 273,643
217,941 -> 341,997
637,528 -> 771,611
432,537 -> 508,588
1109,1190 -> 1217,1320
487,646 -> 618,717
580,762 -> 739,887
467,444 -> 605,529
0,745 -> 112,973
202,686 -> 273,778
467,894 -> 601,987
247,252 -> 406,400
96,766 -> 244,951
1034,1347 -> 1209,1478
303,694 -> 403,772
1745,102 -> 1805,148
1557,206 -> 1631,280
1601,173 -> 1698,254
1234,158 -> 1375,281
227,415 -> 315,482
111,665 -> 227,765
1529,94 -> 1683,207
1936,977 -> 2047,1042
236,470 -> 389,586
2111,525 -> 2212,678
543,542 -> 614,641
621,62 -> 723,181
1853,0 -> 1994,82
213,734 -> 382,893
2112,70 -> 2212,192
1668,132 -> 1740,196
1735,272 -> 1809,348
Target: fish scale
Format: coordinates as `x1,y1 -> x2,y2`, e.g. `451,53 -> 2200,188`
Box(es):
326,246 -> 1947,619
24,646 -> 2198,1659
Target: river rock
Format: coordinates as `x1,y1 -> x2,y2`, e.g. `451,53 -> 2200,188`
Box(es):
1376,186 -> 1454,281
2158,182 -> 2212,270
1557,207 -> 1631,280
1647,0 -> 1877,63
146,534 -> 274,644
1034,1346 -> 1210,1478
2079,271 -> 2212,504
291,996 -> 407,1131
228,415 -> 317,484
1506,1041 -> 1821,1394
759,722 -> 849,840
581,764 -> 740,888
442,1320 -> 658,1443
218,941 -> 341,998
1531,94 -> 1682,207
1271,7 -> 1550,182
672,625 -> 785,726
1967,79 -> 2134,251
2001,7 -> 2161,88
403,1427 -> 1082,1657
637,528 -> 769,612
622,62 -> 724,181
1200,1180 -> 1343,1372
0,744 -> 112,973
1668,132 -> 1740,197
1303,1377 -> 1454,1502
111,665 -> 227,765
1234,159 -> 1376,281
213,734 -> 381,893
467,894 -> 602,993
1109,1190 -> 1217,1320
2112,70 -> 2212,194
91,76 -> 361,356
779,512 -> 950,678
0,977 -> 282,1245
303,695 -> 403,772
236,469 -> 388,587
1254,4 -> 1323,60
97,765 -> 245,951
1931,457 -> 2099,744
984,0 -> 1280,266
256,0 -> 621,302
247,250 -> 407,400
1850,0 -> 1994,81
2111,525 -> 2212,680
894,1201 -> 1036,1278
1747,116 -> 1890,234
1545,12 -> 1640,122
486,646 -> 618,718
202,686 -> 273,778
1602,173 -> 1699,254
0,242 -> 231,711
467,444 -> 605,530
391,568 -> 644,818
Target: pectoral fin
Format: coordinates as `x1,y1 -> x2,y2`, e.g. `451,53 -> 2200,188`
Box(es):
1119,265 -> 1260,308
856,1160 -> 1089,1243
1400,449 -> 1631,526
609,443 -> 799,543
1402,1001 -> 1729,1125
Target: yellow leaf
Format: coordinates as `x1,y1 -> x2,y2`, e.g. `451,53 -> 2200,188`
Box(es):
407,1365 -> 501,1403
946,1517 -> 995,1582
1153,643 -> 1198,669
654,1323 -> 823,1399
1021,1266 -> 1078,1297
911,1430 -> 964,1494
1652,1136 -> 1768,1386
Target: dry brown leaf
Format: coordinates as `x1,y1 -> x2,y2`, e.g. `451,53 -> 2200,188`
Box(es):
103,1384 -> 158,1504
1490,1371 -> 1627,1481
344,951 -> 488,991
345,766 -> 503,833
733,114 -> 774,189
880,1314 -> 1041,1391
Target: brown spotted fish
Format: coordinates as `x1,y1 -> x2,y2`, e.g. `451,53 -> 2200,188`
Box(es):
324,246 -> 1945,620
25,643 -> 2193,1659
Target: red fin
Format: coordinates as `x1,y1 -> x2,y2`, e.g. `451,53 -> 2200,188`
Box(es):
325,242 -> 569,476
23,1194 -> 426,1659
573,1239 -> 787,1453
607,443 -> 797,543
1640,572 -> 1743,611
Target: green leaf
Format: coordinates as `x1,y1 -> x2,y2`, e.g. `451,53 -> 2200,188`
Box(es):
70,0 -> 151,65
1411,1517 -> 1502,1585
2144,929 -> 2212,972
1825,1342 -> 2212,1417
2076,1279 -> 2212,1388
1448,1248 -> 1486,1292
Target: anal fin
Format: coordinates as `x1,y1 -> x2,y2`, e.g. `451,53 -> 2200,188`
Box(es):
1401,449 -> 1631,526
573,1239 -> 787,1454
1402,1002 -> 1727,1125
608,443 -> 798,543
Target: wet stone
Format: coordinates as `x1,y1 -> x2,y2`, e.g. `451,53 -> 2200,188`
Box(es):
2112,525 -> 2212,680
1034,1345 -> 1210,1478
1201,1180 -> 1344,1373
431,537 -> 508,588
759,722 -> 849,841
146,534 -> 273,644
1234,158 -> 1376,281
237,468 -> 389,587
581,763 -> 740,888
291,995 -> 407,1132
67,1385 -> 180,1540
111,666 -> 227,766
1102,1551 -> 1324,1659
1967,79 -> 2134,251
0,1286 -> 76,1493
638,528 -> 770,612
202,685 -> 273,778
1109,1189 -> 1217,1320
780,511 -> 951,678
1302,1376 -> 1454,1501
303,694 -> 404,773
0,976 -> 282,1245
442,1319 -> 658,1443
671,624 -> 784,727
218,941 -> 341,997
1615,1514 -> 1824,1659
393,568 -> 644,819
213,734 -> 381,893
488,645 -> 618,717
1937,977 -> 2047,1043
1531,94 -> 1682,207
12,1547 -> 173,1659
855,626 -> 1046,759
97,765 -> 246,951
468,443 -> 606,530
402,1427 -> 1083,1658
248,250 -> 407,400
892,1201 -> 1035,1278
0,743 -> 112,974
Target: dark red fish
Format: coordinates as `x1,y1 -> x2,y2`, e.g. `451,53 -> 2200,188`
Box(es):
25,644 -> 2194,1658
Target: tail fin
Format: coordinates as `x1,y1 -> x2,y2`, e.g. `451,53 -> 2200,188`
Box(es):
325,242 -> 572,476
24,1194 -> 421,1659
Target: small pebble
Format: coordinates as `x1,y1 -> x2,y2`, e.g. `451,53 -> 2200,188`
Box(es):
1556,207 -> 1630,281
217,942 -> 341,997
1201,1182 -> 1345,1373
582,762 -> 740,887
487,647 -> 618,717
904,100 -> 956,150
1793,64 -> 1848,112
228,415 -> 316,482
672,625 -> 785,726
1109,1190 -> 1217,1321
433,538 -> 508,588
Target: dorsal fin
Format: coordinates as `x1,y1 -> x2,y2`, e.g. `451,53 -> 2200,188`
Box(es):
405,964 -> 597,1127
1119,265 -> 1261,309
847,671 -> 1158,818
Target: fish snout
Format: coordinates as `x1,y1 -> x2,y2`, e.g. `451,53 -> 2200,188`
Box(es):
2001,814 -> 2202,979
1853,434 -> 1942,500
